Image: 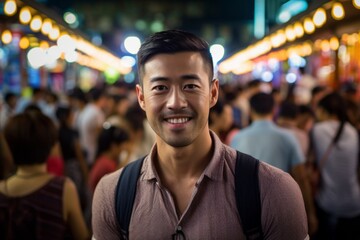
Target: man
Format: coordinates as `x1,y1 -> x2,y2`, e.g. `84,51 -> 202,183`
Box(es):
277,101 -> 309,155
77,87 -> 107,167
92,30 -> 308,239
231,92 -> 317,236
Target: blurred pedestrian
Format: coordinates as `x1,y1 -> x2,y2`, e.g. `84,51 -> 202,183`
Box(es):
209,98 -> 234,143
88,125 -> 130,193
78,87 -> 107,167
0,92 -> 18,130
56,106 -> 89,208
231,92 -> 318,235
0,111 -> 89,239
0,131 -> 13,180
311,92 -> 360,240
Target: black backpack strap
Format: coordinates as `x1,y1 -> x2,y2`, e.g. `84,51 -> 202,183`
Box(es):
235,151 -> 263,240
115,156 -> 146,239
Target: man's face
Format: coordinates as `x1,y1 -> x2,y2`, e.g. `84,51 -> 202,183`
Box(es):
136,52 -> 218,148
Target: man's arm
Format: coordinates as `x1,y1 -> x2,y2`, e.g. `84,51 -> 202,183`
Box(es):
260,163 -> 309,240
92,170 -> 122,240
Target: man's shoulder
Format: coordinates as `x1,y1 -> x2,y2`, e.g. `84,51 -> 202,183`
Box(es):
257,160 -> 302,200
257,161 -> 308,239
95,168 -> 123,194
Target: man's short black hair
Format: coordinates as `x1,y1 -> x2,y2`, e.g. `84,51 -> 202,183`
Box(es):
137,29 -> 214,84
278,101 -> 298,119
250,92 -> 274,115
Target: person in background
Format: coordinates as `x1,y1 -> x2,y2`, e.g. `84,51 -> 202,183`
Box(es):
231,92 -> 318,236
0,131 -> 13,180
24,104 -> 65,176
277,101 -> 309,155
0,111 -> 89,239
234,79 -> 262,128
56,106 -> 89,210
92,29 -> 308,239
311,92 -> 360,240
123,103 -> 155,163
208,97 -> 234,143
67,87 -> 88,130
15,87 -> 47,114
310,85 -> 328,111
294,66 -> 316,105
297,104 -> 316,134
271,87 -> 282,121
0,92 -> 18,131
78,87 -> 107,167
88,125 -> 130,193
222,84 -> 243,130
106,94 -> 130,127
43,90 -> 60,124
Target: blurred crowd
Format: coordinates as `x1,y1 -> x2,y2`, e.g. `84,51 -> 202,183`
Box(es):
0,76 -> 360,239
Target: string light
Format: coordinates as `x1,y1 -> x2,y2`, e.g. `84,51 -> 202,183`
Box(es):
1,30 -> 13,44
4,0 -> 17,16
353,0 -> 360,9
30,15 -> 43,32
19,7 -> 32,24
313,8 -> 327,27
332,2 -> 345,20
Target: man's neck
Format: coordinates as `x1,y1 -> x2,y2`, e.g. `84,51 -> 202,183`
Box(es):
155,130 -> 213,180
251,113 -> 273,122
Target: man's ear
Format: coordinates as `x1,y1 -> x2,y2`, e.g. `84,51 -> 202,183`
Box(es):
136,84 -> 145,110
210,79 -> 219,108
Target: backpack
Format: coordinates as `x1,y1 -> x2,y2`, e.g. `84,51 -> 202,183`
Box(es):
115,151 -> 263,240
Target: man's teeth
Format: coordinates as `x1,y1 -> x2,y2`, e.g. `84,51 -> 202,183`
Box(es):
167,118 -> 189,124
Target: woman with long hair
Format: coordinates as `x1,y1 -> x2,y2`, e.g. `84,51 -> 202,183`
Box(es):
311,91 -> 360,240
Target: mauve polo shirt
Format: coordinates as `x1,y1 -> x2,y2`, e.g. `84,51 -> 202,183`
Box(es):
92,131 -> 309,240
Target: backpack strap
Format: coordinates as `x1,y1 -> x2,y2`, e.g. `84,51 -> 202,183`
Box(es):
235,151 -> 263,240
115,156 -> 146,239
115,152 -> 263,239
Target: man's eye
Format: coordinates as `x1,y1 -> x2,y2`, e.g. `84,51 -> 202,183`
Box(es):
153,85 -> 168,91
184,84 -> 199,90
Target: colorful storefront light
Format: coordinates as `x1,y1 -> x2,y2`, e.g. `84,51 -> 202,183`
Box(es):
219,0 -> 360,76
2,0 -> 132,76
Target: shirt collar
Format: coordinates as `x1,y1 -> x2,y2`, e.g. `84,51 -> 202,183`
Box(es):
141,130 -> 226,182
251,119 -> 275,128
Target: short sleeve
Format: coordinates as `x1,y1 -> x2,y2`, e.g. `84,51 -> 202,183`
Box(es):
92,170 -> 123,240
259,163 -> 309,240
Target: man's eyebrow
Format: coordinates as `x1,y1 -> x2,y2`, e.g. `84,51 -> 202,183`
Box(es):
180,74 -> 201,80
149,77 -> 169,83
149,74 -> 201,82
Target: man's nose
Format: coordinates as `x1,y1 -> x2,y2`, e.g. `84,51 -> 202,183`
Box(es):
166,88 -> 187,109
